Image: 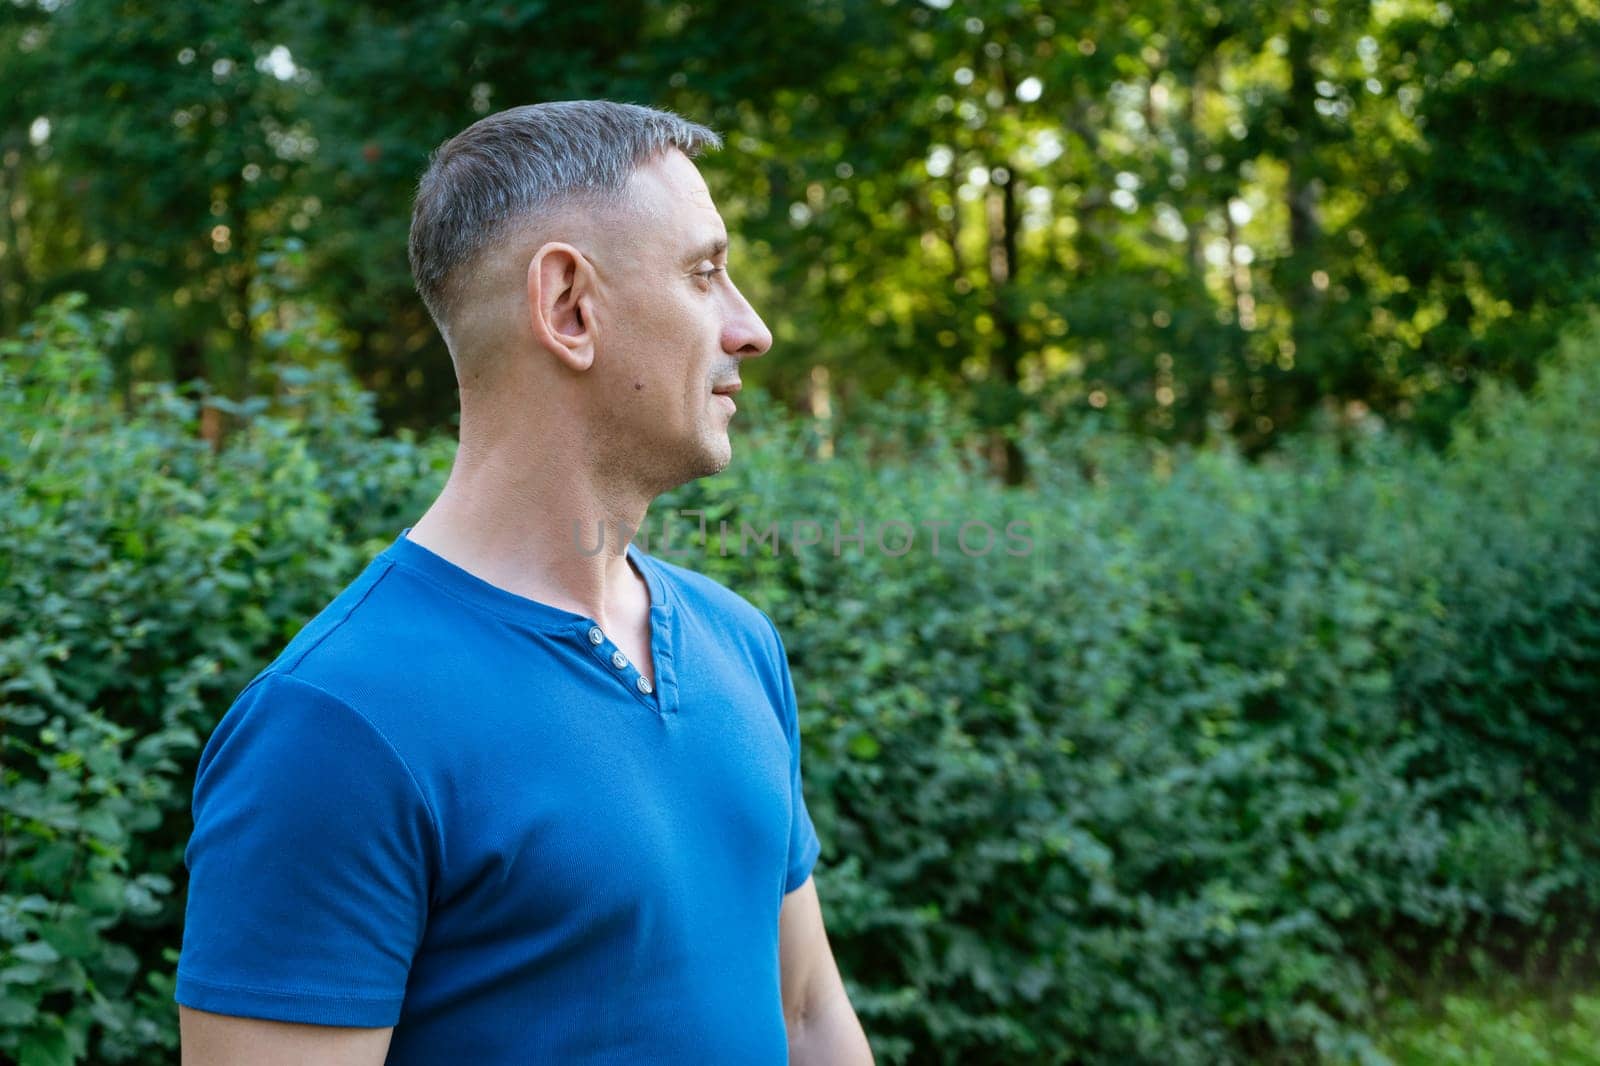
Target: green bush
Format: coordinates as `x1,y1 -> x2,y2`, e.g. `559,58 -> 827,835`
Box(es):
0,295 -> 451,1064
1370,989 -> 1600,1066
1,295 -> 1597,1063
658,314 -> 1600,1064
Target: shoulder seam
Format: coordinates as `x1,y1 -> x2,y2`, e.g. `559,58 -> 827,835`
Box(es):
283,559 -> 397,675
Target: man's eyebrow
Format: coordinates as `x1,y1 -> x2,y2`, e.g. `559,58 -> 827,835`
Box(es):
682,236 -> 729,267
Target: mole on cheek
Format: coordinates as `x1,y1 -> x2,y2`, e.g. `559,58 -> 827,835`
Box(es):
634,382 -> 644,390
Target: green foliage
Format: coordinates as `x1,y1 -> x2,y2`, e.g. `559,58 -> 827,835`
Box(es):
1360,989 -> 1600,1066
1,296 -> 1597,1062
0,294 -> 450,1063
657,313 -> 1600,1062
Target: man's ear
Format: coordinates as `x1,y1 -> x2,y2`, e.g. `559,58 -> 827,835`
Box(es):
527,242 -> 598,371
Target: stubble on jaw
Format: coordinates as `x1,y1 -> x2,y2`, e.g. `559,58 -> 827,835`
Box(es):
581,385 -> 724,502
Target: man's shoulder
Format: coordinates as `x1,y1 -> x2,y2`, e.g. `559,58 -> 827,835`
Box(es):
255,556 -> 426,688
235,553 -> 498,744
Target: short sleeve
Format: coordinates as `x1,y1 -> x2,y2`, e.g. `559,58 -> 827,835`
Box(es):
763,614 -> 822,895
176,671 -> 437,1026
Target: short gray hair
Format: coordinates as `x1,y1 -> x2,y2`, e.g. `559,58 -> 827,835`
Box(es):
408,100 -> 721,334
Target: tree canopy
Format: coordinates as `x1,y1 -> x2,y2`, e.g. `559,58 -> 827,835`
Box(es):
4,0 -> 1597,464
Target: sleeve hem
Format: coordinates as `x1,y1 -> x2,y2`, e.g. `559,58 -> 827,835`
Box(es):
175,971 -> 403,1028
785,831 -> 822,895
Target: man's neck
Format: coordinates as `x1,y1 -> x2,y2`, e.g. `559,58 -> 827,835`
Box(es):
405,439 -> 654,631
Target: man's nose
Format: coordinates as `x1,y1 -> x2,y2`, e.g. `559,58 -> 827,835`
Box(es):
722,281 -> 773,358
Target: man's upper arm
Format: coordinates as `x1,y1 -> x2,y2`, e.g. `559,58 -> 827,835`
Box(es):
780,876 -> 875,1064
176,673 -> 434,1028
778,873 -> 849,1028
179,1007 -> 393,1066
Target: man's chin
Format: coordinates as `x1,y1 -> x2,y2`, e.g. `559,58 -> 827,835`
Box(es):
651,434 -> 731,491
691,437 -> 733,479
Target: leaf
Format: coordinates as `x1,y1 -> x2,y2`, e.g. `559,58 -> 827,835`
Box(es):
10,941 -> 60,966
0,993 -> 39,1027
18,1026 -> 71,1066
848,732 -> 881,760
0,963 -> 49,985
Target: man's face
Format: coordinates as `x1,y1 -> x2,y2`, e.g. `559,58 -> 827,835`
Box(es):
585,149 -> 772,490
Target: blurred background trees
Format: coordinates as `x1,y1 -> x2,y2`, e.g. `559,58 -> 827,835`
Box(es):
5,0 -> 1596,468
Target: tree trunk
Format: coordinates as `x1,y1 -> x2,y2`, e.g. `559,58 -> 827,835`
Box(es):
1282,18 -> 1324,424
986,163 -> 1026,486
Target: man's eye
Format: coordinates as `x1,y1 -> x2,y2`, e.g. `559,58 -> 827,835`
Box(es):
695,266 -> 725,281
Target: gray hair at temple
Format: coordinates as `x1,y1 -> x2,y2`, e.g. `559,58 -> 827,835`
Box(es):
407,100 -> 721,341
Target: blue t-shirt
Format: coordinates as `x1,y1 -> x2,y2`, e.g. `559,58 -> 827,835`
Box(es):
176,528 -> 822,1062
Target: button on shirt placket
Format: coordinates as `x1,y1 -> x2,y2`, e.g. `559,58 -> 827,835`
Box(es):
584,624 -> 657,705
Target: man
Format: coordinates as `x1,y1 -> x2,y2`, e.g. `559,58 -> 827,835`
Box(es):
176,101 -> 873,1065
